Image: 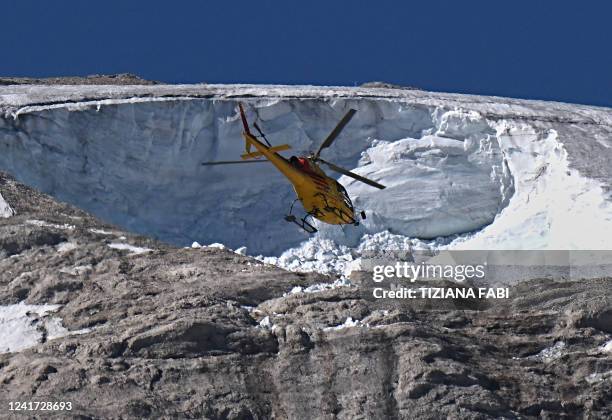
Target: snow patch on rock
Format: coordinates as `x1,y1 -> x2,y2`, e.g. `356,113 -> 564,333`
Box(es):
59,264 -> 93,276
258,316 -> 272,329
529,341 -> 566,363
89,228 -> 115,235
285,277 -> 354,296
108,243 -> 153,254
56,241 -> 78,253
26,219 -> 75,230
585,370 -> 612,384
0,193 -> 14,218
0,302 -> 89,354
324,317 -> 363,331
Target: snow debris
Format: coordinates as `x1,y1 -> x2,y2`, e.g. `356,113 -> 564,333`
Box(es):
0,193 -> 14,218
26,219 -> 75,230
59,265 -> 93,276
206,243 -> 227,250
600,339 -> 612,353
191,241 -> 202,248
56,241 -> 78,253
324,317 -> 363,331
108,243 -> 153,254
234,246 -> 248,255
529,341 -> 566,363
259,238 -> 355,276
585,370 -> 612,384
285,277 -> 354,296
89,228 -> 115,235
255,315 -> 280,333
258,316 -> 272,328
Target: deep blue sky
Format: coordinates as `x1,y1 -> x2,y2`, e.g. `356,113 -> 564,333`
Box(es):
3,1 -> 611,107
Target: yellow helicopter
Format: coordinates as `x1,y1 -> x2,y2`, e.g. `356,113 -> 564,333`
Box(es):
202,103 -> 386,233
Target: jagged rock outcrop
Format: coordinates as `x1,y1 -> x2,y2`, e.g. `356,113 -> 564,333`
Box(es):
0,74 -> 158,86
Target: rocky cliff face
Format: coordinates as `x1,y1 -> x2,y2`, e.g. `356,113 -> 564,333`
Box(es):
1,172 -> 611,419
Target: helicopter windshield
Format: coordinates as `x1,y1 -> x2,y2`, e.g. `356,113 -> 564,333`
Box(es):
335,181 -> 354,211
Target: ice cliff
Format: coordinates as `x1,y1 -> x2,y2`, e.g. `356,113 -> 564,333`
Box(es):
1,84 -> 612,269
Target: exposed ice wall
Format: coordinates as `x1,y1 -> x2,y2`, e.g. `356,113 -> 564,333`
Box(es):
0,97 -> 512,255
453,124 -> 612,250
1,85 -> 611,263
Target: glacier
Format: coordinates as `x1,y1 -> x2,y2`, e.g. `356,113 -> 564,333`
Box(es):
1,84 -> 612,274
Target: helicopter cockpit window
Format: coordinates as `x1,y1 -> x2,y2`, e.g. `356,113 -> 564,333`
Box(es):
335,181 -> 353,210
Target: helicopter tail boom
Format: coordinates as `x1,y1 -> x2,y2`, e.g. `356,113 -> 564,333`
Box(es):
238,102 -> 291,159
241,143 -> 291,160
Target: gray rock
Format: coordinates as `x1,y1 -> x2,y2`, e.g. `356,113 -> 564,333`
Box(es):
0,172 -> 611,419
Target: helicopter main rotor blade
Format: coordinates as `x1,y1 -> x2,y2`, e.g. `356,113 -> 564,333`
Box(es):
317,158 -> 386,190
201,160 -> 269,166
314,109 -> 357,159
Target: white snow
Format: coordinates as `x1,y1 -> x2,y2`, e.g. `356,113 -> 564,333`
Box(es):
1,84 -> 612,276
56,241 -> 78,253
26,219 -> 75,230
0,302 -> 90,354
89,228 -> 115,235
258,316 -> 272,329
324,317 -> 363,331
585,370 -> 612,384
261,238 -> 355,276
529,341 -> 566,363
285,277 -> 354,295
234,246 -> 248,255
0,193 -> 13,218
107,243 -> 153,254
601,339 -> 612,353
59,264 -> 93,276
451,125 -> 612,250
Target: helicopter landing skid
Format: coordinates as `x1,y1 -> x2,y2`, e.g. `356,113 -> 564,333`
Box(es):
284,214 -> 318,233
284,199 -> 319,233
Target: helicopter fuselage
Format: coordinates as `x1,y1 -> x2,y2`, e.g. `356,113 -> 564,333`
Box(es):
242,131 -> 357,225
